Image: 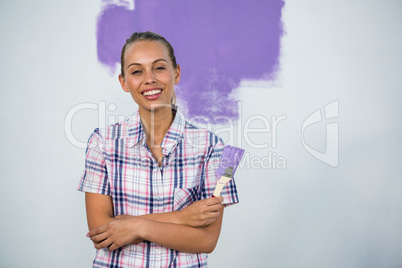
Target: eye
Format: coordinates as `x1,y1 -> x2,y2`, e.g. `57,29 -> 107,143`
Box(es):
131,70 -> 142,75
155,66 -> 166,71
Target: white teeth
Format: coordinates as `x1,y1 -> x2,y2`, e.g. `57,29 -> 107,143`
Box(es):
143,89 -> 162,96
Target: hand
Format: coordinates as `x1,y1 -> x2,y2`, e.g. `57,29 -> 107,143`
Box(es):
180,196 -> 224,228
87,215 -> 145,251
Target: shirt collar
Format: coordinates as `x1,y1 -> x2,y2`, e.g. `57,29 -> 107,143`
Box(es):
126,104 -> 185,155
160,104 -> 185,155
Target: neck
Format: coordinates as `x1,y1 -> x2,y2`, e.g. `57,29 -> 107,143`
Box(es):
139,105 -> 174,146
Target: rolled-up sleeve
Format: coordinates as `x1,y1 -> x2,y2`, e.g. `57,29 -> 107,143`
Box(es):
77,128 -> 111,196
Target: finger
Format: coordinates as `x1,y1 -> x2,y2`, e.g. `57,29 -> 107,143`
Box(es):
109,242 -> 123,251
216,196 -> 224,203
94,238 -> 113,250
198,199 -> 216,207
207,196 -> 224,205
88,224 -> 108,237
205,203 -> 224,212
203,217 -> 217,227
200,197 -> 219,205
207,211 -> 220,220
90,232 -> 109,242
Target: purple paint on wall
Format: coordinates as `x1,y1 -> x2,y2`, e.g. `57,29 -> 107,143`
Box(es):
97,0 -> 284,121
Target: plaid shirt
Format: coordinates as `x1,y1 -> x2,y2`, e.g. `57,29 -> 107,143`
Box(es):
78,104 -> 239,268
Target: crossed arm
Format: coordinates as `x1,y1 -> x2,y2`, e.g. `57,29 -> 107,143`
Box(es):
85,192 -> 224,253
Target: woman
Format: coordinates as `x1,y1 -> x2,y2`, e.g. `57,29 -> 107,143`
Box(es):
78,31 -> 239,267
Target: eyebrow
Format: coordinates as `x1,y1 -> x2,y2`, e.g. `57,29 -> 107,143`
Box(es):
127,59 -> 168,69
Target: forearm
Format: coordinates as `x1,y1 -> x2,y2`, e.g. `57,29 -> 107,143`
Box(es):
139,206 -> 224,253
85,193 -> 115,231
88,214 -> 115,231
137,211 -> 183,225
86,195 -> 225,252
138,196 -> 224,228
141,221 -> 219,253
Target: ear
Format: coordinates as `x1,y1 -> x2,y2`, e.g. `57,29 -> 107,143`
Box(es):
174,65 -> 181,85
119,74 -> 130,93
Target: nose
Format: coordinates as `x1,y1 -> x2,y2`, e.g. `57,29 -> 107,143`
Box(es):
144,70 -> 156,84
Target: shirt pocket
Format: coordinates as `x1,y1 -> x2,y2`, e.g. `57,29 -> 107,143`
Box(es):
173,186 -> 199,211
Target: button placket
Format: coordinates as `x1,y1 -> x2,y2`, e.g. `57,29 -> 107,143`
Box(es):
152,164 -> 163,214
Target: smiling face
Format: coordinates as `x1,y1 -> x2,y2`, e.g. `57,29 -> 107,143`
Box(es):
119,41 -> 181,113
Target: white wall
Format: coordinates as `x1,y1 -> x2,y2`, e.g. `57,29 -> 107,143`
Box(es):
1,0 -> 401,267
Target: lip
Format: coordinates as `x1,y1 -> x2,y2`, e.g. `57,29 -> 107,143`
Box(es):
141,87 -> 163,100
141,87 -> 163,95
